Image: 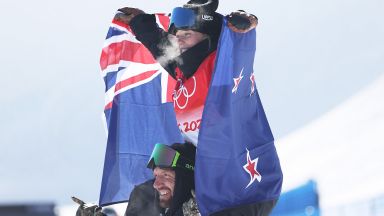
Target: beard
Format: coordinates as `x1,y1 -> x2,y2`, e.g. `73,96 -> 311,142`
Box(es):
157,187 -> 173,208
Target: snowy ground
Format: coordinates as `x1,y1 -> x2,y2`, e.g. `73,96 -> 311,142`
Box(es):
276,73 -> 384,211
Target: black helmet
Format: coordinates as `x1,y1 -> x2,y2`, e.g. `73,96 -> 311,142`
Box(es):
168,0 -> 221,35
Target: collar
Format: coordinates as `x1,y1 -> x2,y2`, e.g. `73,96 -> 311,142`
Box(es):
176,38 -> 216,79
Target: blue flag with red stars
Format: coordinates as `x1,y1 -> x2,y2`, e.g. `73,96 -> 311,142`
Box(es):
195,19 -> 283,215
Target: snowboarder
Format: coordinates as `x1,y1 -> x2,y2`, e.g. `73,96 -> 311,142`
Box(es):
114,0 -> 258,146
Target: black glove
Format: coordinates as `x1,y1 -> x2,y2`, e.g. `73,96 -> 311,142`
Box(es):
226,10 -> 258,33
76,204 -> 106,216
114,7 -> 145,25
72,196 -> 106,216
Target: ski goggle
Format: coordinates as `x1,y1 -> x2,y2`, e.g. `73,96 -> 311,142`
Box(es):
168,7 -> 198,34
147,143 -> 194,171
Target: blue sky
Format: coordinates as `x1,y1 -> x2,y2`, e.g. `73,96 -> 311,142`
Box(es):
0,0 -> 383,205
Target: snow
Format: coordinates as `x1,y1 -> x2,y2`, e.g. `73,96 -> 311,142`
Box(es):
276,74 -> 384,209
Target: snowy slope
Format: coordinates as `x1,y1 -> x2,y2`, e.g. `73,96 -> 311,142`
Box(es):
276,74 -> 384,208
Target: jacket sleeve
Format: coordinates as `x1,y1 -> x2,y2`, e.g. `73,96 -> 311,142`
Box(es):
129,14 -> 177,78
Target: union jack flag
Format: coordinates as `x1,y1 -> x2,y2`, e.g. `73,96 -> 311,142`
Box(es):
98,13 -> 183,206
100,13 -> 176,114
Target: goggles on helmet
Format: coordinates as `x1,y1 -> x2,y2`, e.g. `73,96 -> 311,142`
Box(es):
168,7 -> 199,34
147,143 -> 194,171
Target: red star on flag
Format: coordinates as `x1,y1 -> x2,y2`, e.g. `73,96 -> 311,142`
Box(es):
232,68 -> 244,93
250,73 -> 256,95
243,148 -> 262,188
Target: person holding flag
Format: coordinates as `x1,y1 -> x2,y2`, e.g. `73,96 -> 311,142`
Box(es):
99,0 -> 283,215
114,0 -> 258,146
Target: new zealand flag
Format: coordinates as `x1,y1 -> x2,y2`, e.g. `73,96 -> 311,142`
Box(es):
98,13 -> 183,206
98,12 -> 283,213
195,19 -> 283,215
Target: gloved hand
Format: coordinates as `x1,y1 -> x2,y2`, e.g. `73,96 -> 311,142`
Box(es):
114,7 -> 145,24
75,203 -> 106,216
226,10 -> 258,33
73,196 -> 106,216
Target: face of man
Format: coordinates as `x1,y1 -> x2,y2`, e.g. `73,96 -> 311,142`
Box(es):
153,167 -> 176,208
175,30 -> 207,53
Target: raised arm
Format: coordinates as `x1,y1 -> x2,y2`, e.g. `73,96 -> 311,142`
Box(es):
114,7 -> 178,76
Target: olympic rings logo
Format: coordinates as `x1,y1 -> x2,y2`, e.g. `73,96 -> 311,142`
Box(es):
173,76 -> 196,109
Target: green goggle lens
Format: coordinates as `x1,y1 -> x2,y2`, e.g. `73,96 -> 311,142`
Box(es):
147,143 -> 194,171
